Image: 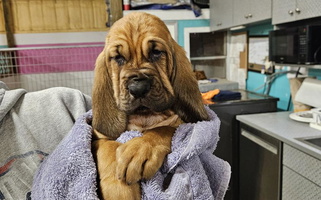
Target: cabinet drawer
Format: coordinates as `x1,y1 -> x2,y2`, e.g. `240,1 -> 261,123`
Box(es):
282,166 -> 321,200
283,144 -> 321,187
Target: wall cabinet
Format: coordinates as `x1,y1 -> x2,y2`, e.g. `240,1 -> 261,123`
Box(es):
211,0 -> 271,31
233,0 -> 271,26
210,0 -> 233,31
272,0 -> 321,24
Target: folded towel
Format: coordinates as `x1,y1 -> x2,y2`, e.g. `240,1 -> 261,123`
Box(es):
31,106 -> 231,200
213,90 -> 241,101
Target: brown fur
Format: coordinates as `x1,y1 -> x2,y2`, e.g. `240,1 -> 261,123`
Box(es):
91,12 -> 209,199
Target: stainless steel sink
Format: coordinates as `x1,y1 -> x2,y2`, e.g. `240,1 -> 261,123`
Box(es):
297,137 -> 321,151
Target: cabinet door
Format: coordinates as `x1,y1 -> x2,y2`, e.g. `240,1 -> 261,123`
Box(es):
282,166 -> 321,199
210,0 -> 233,31
272,0 -> 296,24
282,144 -> 321,199
233,0 -> 250,26
233,0 -> 271,26
249,0 -> 271,23
296,0 -> 321,21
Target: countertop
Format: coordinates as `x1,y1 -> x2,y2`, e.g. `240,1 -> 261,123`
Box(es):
236,111 -> 321,160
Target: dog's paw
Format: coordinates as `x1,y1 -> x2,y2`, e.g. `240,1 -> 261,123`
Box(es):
115,126 -> 175,184
92,139 -> 142,200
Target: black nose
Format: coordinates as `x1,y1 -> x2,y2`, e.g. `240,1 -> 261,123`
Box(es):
128,77 -> 151,98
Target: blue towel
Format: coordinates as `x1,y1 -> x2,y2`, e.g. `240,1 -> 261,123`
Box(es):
31,106 -> 231,200
213,90 -> 241,101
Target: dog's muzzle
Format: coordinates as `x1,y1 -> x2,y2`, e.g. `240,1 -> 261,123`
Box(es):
128,77 -> 152,98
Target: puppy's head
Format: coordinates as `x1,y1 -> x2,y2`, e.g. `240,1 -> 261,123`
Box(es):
92,12 -> 209,139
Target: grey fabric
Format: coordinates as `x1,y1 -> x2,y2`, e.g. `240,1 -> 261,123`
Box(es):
0,82 -> 91,200
31,110 -> 98,200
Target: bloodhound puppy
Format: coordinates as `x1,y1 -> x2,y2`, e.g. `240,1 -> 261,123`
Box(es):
91,12 -> 209,199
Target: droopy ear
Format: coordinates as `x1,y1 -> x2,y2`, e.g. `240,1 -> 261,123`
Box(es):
171,43 -> 209,123
92,50 -> 127,139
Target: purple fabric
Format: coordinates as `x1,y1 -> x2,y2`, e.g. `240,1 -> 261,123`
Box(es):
31,106 -> 231,199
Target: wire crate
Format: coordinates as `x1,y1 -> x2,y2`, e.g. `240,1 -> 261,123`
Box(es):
0,45 -> 104,96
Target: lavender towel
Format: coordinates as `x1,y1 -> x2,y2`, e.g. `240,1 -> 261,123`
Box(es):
31,106 -> 231,200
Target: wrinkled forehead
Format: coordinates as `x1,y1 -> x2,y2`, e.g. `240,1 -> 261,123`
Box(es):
106,14 -> 172,54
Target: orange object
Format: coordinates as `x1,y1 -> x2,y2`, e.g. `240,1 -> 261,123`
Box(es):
201,89 -> 220,100
201,89 -> 220,105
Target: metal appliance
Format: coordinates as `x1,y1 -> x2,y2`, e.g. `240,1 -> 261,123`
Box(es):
209,89 -> 278,200
239,123 -> 282,200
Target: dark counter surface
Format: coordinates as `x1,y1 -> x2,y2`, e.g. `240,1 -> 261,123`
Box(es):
207,89 -> 279,107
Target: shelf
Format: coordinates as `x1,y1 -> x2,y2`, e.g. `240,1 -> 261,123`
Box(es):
190,56 -> 226,61
123,9 -> 210,21
275,63 -> 321,69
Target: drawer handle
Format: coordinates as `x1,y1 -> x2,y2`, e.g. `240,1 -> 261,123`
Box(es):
241,130 -> 278,155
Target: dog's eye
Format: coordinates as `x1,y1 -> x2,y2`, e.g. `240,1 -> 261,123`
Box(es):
149,49 -> 163,62
113,55 -> 126,66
